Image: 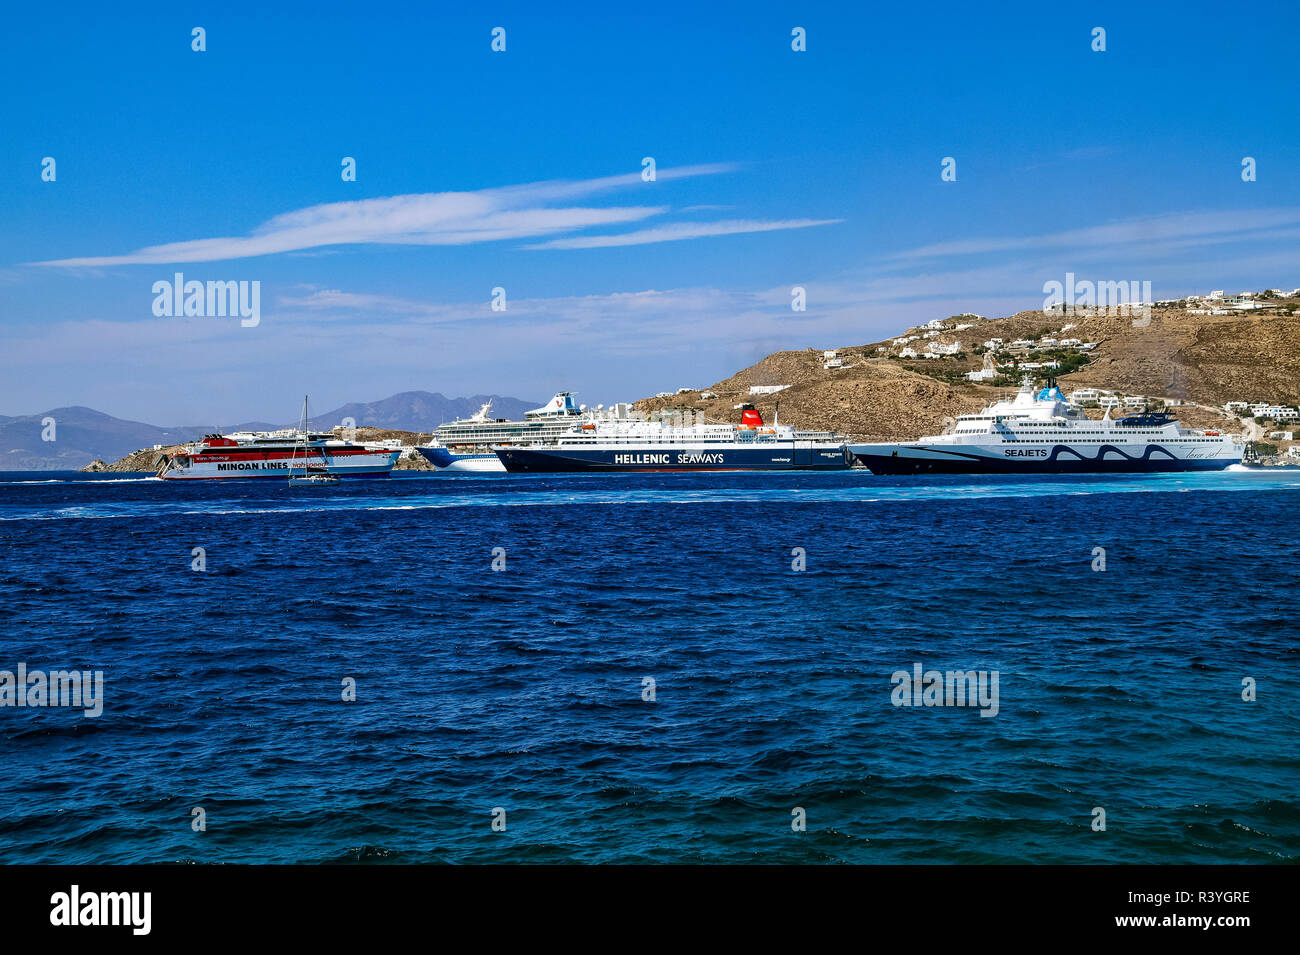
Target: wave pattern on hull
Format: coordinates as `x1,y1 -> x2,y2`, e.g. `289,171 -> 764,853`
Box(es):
854,443 -> 1236,475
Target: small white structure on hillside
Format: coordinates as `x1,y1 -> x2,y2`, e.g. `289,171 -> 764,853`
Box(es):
927,341 -> 962,356
966,354 -> 997,382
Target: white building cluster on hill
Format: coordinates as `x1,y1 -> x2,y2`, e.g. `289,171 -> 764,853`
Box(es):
1164,286 -> 1300,314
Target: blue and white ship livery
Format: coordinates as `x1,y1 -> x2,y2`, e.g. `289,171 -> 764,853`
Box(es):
416,443 -> 503,473
415,394 -> 594,473
847,378 -> 1243,474
495,405 -> 849,472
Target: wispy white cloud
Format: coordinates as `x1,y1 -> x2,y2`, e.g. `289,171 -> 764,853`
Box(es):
9,233 -> 1298,423
524,217 -> 842,249
889,208 -> 1300,261
32,162 -> 778,267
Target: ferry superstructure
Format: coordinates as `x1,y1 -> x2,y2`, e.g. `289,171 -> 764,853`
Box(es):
495,406 -> 849,472
431,393 -> 595,446
846,379 -> 1243,474
157,429 -> 400,480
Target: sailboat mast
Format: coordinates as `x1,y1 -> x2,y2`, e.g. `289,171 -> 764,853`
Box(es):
292,394 -> 307,481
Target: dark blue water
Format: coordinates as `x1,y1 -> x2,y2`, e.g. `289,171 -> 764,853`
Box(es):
1,469 -> 1297,863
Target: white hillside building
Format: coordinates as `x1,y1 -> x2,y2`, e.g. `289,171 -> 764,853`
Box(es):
966,353 -> 997,382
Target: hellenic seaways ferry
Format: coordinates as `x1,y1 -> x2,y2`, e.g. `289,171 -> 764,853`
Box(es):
847,378 -> 1243,474
495,405 -> 849,472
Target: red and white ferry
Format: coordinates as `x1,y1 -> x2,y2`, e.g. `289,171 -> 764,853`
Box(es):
157,430 -> 401,480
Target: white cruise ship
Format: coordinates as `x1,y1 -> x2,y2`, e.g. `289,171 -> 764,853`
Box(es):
847,379 -> 1243,474
416,392 -> 675,472
416,393 -> 599,472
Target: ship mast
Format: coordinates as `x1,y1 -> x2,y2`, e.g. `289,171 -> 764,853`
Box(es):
290,395 -> 308,483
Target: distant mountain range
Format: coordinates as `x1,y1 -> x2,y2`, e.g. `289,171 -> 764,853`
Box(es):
1,392 -> 538,470
305,392 -> 535,432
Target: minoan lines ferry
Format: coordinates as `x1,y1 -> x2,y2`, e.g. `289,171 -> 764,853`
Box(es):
847,378 -> 1243,474
495,405 -> 849,472
157,430 -> 400,480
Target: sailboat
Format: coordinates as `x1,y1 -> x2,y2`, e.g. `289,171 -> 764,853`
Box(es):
288,395 -> 339,487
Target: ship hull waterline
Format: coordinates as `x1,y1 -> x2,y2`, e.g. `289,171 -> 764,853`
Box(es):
496,446 -> 851,473
414,447 -> 507,473
849,445 -> 1240,475
158,451 -> 401,480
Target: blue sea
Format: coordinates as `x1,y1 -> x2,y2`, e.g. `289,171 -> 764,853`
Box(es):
1,469 -> 1297,864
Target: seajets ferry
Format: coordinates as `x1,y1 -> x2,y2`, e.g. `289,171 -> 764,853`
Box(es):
495,405 -> 849,472
157,430 -> 400,480
847,378 -> 1243,474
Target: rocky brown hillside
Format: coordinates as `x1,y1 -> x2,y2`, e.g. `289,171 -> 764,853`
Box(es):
341,428 -> 434,470
638,357 -> 990,440
639,303 -> 1300,439
81,446 -> 180,472
1003,308 -> 1300,404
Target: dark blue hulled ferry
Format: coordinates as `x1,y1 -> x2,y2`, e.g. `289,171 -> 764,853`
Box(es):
495,405 -> 849,472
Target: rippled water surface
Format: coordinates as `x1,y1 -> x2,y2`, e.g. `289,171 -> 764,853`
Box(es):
1,469 -> 1297,863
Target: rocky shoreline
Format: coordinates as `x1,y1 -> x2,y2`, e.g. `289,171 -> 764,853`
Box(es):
81,446 -> 179,473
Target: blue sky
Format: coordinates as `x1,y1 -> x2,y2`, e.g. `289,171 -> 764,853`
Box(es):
2,0 -> 1298,423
